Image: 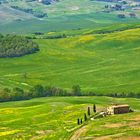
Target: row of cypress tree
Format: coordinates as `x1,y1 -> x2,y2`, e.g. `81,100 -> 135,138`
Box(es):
77,105 -> 96,125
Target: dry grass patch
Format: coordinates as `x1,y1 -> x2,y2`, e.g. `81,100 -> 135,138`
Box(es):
115,136 -> 140,140
30,130 -> 54,140
94,133 -> 124,140
128,115 -> 140,121
103,123 -> 124,128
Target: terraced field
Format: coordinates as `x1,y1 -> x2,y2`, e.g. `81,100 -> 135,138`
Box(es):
0,27 -> 140,93
0,96 -> 140,139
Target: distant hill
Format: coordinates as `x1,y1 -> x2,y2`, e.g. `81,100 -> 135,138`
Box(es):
0,0 -> 140,34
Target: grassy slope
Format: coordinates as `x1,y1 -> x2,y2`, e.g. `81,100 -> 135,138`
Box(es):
0,4 -> 36,26
1,12 -> 135,34
0,27 -> 140,93
0,96 -> 140,139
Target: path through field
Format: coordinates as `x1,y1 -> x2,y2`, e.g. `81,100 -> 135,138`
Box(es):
70,125 -> 88,140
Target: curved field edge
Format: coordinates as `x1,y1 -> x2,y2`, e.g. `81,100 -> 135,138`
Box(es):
0,96 -> 140,140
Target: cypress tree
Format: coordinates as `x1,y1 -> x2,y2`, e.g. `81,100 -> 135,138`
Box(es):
88,107 -> 90,116
84,113 -> 87,121
93,104 -> 96,113
77,118 -> 80,125
80,119 -> 83,124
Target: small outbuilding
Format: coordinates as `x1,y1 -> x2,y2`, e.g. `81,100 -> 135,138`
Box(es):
107,104 -> 130,115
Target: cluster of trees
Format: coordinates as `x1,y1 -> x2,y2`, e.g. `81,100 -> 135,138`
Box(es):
11,6 -> 48,18
0,87 -> 29,102
39,0 -> 60,5
0,0 -> 9,4
42,34 -> 67,39
40,0 -> 53,5
26,34 -> 67,39
0,34 -> 39,58
118,14 -> 126,18
0,84 -> 140,102
0,85 -> 81,102
117,13 -> 136,18
85,91 -> 140,98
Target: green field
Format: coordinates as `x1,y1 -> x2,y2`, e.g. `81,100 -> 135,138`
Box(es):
0,26 -> 140,93
0,96 -> 140,139
1,12 -> 136,34
0,0 -> 140,139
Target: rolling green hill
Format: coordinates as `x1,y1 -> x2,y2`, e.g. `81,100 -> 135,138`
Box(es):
0,96 -> 140,139
0,0 -> 140,139
0,1 -> 140,139
0,26 -> 140,94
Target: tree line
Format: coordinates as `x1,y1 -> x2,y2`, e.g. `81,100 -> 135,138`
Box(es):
26,33 -> 67,39
92,25 -> 140,35
0,85 -> 140,102
0,34 -> 39,58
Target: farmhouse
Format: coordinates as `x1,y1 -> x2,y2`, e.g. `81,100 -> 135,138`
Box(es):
107,104 -> 130,115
